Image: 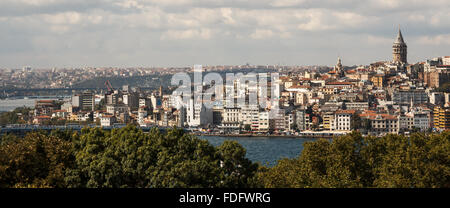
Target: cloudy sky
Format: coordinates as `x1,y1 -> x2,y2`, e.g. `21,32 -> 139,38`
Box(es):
0,0 -> 449,68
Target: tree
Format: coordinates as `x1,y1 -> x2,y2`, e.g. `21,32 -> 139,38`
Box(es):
64,125 -> 260,188
0,132 -> 74,188
351,113 -> 362,131
260,131 -> 450,188
96,98 -> 106,111
244,124 -> 251,132
1,127 -> 448,188
0,125 -> 261,188
362,118 -> 372,131
371,132 -> 450,188
217,140 -> 260,188
0,107 -> 32,125
0,112 -> 19,125
0,133 -> 19,145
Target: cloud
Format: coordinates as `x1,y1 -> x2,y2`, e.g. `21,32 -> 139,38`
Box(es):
161,29 -> 213,40
0,0 -> 448,68
417,34 -> 450,45
270,0 -> 307,7
43,12 -> 82,25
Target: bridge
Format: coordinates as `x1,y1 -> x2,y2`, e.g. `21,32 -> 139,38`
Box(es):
2,88 -> 101,93
2,87 -> 158,94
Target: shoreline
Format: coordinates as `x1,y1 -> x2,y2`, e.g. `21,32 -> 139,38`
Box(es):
191,133 -> 334,139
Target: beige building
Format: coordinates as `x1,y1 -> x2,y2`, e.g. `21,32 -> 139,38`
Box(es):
322,113 -> 334,130
371,74 -> 384,88
295,92 -> 308,106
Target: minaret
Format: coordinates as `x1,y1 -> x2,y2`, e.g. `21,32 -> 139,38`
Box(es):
393,27 -> 407,64
409,98 -> 414,111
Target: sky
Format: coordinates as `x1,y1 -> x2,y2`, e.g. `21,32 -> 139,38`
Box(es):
0,0 -> 449,69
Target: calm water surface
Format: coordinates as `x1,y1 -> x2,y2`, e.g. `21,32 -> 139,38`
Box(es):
0,99 -> 37,112
200,136 -> 316,167
0,97 -> 70,112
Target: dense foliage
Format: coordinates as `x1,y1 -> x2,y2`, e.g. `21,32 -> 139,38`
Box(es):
0,127 -> 449,188
259,131 -> 450,188
0,132 -> 74,188
0,107 -> 31,125
0,125 -> 259,188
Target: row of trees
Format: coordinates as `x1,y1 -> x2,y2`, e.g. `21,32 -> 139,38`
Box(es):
0,126 -> 259,188
0,126 -> 448,188
259,131 -> 449,188
0,107 -> 31,125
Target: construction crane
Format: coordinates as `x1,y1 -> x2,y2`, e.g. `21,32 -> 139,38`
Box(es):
105,80 -> 114,93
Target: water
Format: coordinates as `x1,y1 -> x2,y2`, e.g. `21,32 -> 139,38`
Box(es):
0,98 -> 37,112
200,136 -> 316,167
0,97 -> 70,112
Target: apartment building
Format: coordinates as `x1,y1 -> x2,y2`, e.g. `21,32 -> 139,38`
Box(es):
333,110 -> 355,131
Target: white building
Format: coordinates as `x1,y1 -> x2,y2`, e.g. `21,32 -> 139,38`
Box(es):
240,105 -> 259,127
51,110 -> 68,119
345,102 -> 369,111
139,98 -> 151,108
285,112 -> 295,132
258,111 -> 270,132
106,104 -> 129,115
399,114 -> 414,132
333,110 -> 355,131
101,115 -> 116,127
412,111 -> 431,131
362,114 -> 399,136
270,108 -> 286,131
430,92 -> 444,105
138,107 -> 148,127
186,99 -> 213,127
220,107 -> 241,130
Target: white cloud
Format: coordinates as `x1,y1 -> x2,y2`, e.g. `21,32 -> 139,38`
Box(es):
161,28 -> 213,40
114,0 -> 145,9
295,10 -> 371,31
0,0 -> 448,67
7,0 -> 59,6
270,0 -> 307,7
429,12 -> 450,27
417,34 -> 450,45
43,12 -> 82,25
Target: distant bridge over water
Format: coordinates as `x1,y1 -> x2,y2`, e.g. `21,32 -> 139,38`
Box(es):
3,87 -> 157,94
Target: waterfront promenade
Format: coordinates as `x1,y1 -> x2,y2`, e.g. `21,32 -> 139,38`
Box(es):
193,130 -> 349,139
0,124 -> 349,138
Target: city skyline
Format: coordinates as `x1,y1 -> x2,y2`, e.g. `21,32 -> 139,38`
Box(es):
1,0 -> 450,192
0,0 -> 449,68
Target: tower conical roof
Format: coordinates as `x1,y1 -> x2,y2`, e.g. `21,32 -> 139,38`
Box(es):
394,28 -> 405,44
